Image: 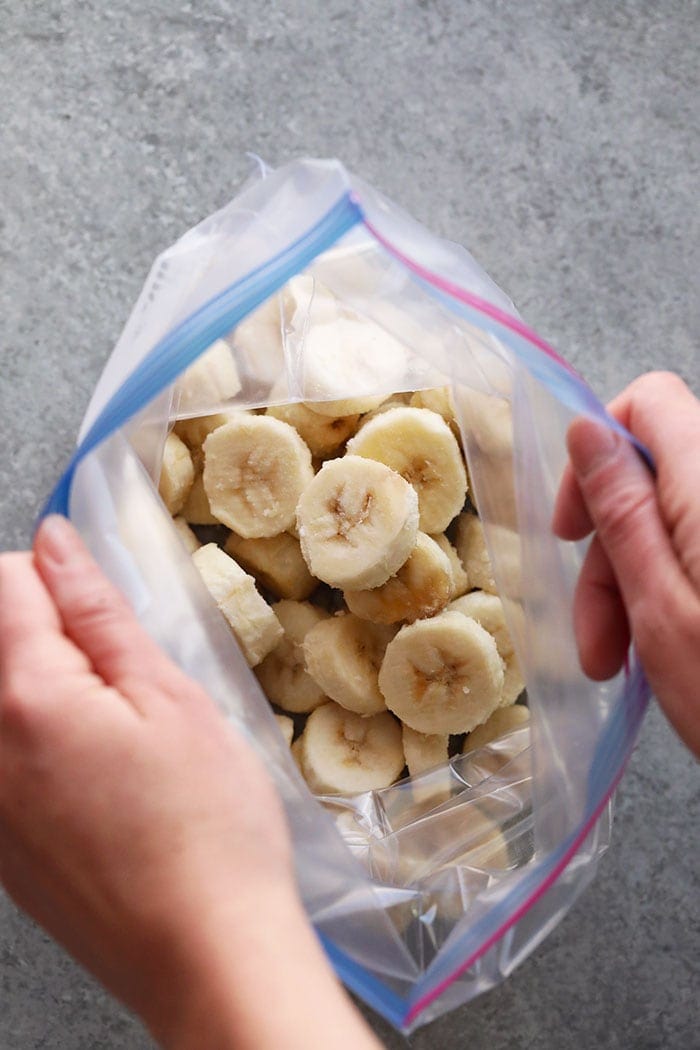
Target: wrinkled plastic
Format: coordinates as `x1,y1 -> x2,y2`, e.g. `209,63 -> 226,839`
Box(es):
47,158 -> 649,1031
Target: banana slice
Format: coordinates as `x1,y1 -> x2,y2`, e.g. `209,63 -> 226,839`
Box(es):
378,610 -> 504,734
346,406 -> 467,533
344,532 -> 453,625
158,432 -> 195,514
256,600 -> 329,714
463,704 -> 530,753
192,543 -> 283,667
409,386 -> 458,434
175,339 -> 242,414
274,713 -> 295,747
203,415 -> 314,538
296,456 -> 419,590
431,533 -> 469,598
453,512 -> 497,594
172,516 -> 201,554
224,531 -> 315,601
299,702 -> 405,795
449,591 -> 524,704
180,470 -> 220,525
266,401 -> 360,458
173,411 -> 241,451
402,726 -> 449,777
303,613 -> 395,716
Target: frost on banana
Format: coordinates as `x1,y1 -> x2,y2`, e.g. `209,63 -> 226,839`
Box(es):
449,591 -> 524,705
191,543 -> 283,667
303,613 -> 395,716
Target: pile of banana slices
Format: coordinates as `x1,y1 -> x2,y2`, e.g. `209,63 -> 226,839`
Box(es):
160,378 -> 528,797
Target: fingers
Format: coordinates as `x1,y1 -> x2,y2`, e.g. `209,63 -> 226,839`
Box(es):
33,516 -> 193,704
573,535 -> 630,680
552,462 -> 593,540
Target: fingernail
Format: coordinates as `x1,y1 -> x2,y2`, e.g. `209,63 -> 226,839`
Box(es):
569,419 -> 621,479
37,515 -> 76,565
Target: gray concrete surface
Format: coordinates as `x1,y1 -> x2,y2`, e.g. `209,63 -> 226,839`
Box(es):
0,1 -> 698,1047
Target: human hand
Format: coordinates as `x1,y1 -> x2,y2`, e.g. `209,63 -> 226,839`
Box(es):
553,372 -> 700,757
0,517 -> 381,1050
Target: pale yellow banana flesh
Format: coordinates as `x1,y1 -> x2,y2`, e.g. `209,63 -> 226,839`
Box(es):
274,713 -> 295,748
256,600 -> 329,714
224,530 -> 316,601
431,533 -> 469,597
378,610 -> 504,735
453,511 -> 497,594
344,532 -> 453,625
173,410 -> 241,450
449,590 -> 525,705
158,432 -> 195,514
402,726 -> 449,777
296,456 -> 419,590
346,406 -> 467,533
180,471 -> 220,525
299,702 -> 405,795
175,339 -> 242,414
303,613 -> 395,716
203,415 -> 314,538
266,401 -> 360,458
172,516 -> 201,554
463,704 -> 530,753
191,543 -> 283,667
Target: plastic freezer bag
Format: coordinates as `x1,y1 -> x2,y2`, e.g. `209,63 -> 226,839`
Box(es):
44,158 -> 650,1032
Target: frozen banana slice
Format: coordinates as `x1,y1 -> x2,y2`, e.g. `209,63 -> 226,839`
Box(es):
378,610 -> 504,735
346,406 -> 467,533
453,512 -> 497,594
173,411 -> 241,451
402,726 -> 449,777
344,532 -> 453,625
450,591 -> 524,705
463,704 -> 530,753
192,543 -> 283,667
266,401 -> 360,458
296,456 -> 419,590
256,600 -> 329,714
203,415 -> 314,538
274,713 -> 295,748
176,339 -> 242,414
224,531 -> 315,601
409,386 -> 458,434
431,533 -> 469,598
181,471 -> 220,526
158,432 -> 195,514
172,516 -> 201,554
299,702 -> 405,795
303,613 -> 394,716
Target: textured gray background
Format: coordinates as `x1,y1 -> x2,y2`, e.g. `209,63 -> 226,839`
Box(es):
1,1 -> 698,1047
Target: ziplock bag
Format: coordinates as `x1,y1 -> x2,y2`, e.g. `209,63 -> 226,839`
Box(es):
44,158 -> 651,1031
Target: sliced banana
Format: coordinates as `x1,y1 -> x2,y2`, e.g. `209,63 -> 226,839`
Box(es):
158,432 -> 195,514
274,713 -> 295,748
344,532 -> 453,625
449,591 -> 524,704
453,512 -> 497,594
303,613 -> 395,716
175,339 -> 242,414
224,531 -> 315,601
299,702 -> 405,795
402,725 -> 449,777
180,470 -> 220,525
203,415 -> 314,538
172,516 -> 201,554
463,704 -> 530,753
266,401 -> 360,458
256,600 -> 329,714
346,406 -> 467,533
191,543 -> 283,667
296,456 -> 419,590
378,610 -> 504,735
431,533 -> 469,598
409,386 -> 458,434
173,411 -> 241,451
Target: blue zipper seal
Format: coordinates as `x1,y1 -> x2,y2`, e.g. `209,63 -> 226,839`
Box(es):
40,192 -> 364,520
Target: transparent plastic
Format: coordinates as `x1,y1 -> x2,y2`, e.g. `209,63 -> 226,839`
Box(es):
45,158 -> 649,1031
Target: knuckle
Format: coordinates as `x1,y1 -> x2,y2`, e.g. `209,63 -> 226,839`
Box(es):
68,581 -> 125,635
586,468 -> 656,552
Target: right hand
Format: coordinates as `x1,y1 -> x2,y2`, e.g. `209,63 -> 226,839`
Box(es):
553,371 -> 700,757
